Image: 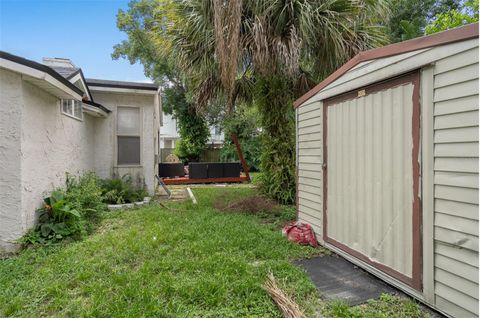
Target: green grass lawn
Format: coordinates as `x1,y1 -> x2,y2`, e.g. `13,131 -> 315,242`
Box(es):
0,187 -> 431,317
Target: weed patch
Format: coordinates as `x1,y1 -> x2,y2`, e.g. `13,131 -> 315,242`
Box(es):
213,193 -> 296,228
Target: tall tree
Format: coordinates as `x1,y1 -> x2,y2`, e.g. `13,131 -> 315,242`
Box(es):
385,0 -> 461,42
113,0 -> 209,162
115,0 -> 388,204
173,0 -> 388,204
426,0 -> 479,34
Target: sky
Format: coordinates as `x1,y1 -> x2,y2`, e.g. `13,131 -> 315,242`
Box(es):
0,0 -> 151,83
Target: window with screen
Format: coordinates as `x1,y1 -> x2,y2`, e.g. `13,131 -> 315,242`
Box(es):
117,106 -> 141,165
61,99 -> 83,120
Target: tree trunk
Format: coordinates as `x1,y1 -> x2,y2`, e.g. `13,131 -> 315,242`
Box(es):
255,76 -> 296,204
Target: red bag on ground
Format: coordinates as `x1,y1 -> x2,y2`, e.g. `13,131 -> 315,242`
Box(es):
282,221 -> 318,247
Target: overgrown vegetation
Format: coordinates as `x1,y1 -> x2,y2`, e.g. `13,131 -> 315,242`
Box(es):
114,2 -> 210,164
113,0 -> 479,206
99,174 -> 149,204
3,187 -> 320,317
220,105 -> 262,171
426,0 -> 479,34
21,173 -> 105,245
3,187 -> 432,317
20,173 -> 150,245
385,0 -> 461,42
384,0 -> 479,42
163,84 -> 210,163
114,0 -> 388,205
213,191 -> 297,228
255,76 -> 296,204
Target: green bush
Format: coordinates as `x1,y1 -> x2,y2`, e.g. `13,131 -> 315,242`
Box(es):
65,172 -> 105,217
99,174 -> 148,204
21,173 -> 105,245
163,85 -> 210,163
220,105 -> 262,171
220,140 -> 261,171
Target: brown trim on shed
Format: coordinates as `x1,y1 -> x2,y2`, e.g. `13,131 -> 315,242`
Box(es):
326,237 -> 418,287
322,71 -> 422,291
411,72 -> 422,291
294,23 -> 479,108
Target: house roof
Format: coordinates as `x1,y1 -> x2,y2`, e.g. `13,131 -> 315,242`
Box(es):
50,66 -> 80,79
83,100 -> 111,113
294,23 -> 479,108
0,51 -> 110,114
45,63 -> 94,101
0,51 -> 84,97
86,78 -> 158,91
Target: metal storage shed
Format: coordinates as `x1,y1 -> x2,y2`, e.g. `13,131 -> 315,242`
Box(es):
294,23 -> 479,318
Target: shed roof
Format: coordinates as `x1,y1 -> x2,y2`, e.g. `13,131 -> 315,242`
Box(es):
294,23 -> 479,108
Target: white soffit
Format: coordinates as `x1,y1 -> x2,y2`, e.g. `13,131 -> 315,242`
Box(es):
0,58 -> 82,100
82,103 -> 108,118
88,86 -> 157,95
70,72 -> 92,100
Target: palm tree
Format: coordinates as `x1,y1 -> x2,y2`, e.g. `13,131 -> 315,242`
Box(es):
174,0 -> 387,101
152,0 -> 389,203
171,0 -> 388,204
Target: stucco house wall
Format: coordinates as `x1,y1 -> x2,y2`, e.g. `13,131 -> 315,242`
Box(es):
0,68 -> 99,251
0,69 -> 23,252
0,52 -> 160,252
91,91 -> 157,193
20,80 -> 97,231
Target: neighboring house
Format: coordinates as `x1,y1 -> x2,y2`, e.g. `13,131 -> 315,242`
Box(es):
160,112 -> 179,149
159,113 -> 224,150
0,52 -> 161,251
208,124 -> 224,147
295,24 -> 478,318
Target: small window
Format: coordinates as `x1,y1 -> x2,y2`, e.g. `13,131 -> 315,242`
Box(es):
117,136 -> 141,165
61,99 -> 83,120
117,106 -> 141,165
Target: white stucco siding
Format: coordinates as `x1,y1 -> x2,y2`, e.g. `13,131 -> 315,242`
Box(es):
0,70 -> 98,249
91,91 -> 156,193
20,81 -> 97,230
0,69 -> 23,251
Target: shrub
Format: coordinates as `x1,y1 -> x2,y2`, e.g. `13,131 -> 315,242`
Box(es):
65,172 -> 105,218
220,105 -> 262,171
21,172 -> 106,245
254,76 -> 296,204
220,139 -> 261,171
99,174 -> 148,204
163,86 -> 210,163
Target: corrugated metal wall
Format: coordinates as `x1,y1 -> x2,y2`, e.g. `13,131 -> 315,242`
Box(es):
432,45 -> 479,318
326,84 -> 414,278
297,101 -> 323,240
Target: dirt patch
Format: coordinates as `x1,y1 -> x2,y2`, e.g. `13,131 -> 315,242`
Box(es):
214,195 -> 282,215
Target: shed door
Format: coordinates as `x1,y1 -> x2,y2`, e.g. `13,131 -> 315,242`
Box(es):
323,72 -> 421,290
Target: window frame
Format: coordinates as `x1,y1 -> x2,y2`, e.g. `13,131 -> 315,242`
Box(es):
115,105 -> 142,167
60,99 -> 83,121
